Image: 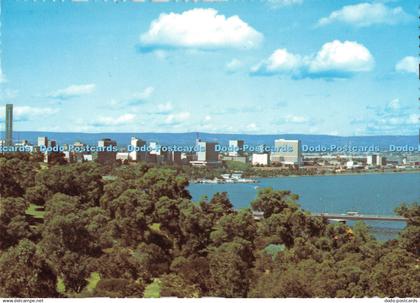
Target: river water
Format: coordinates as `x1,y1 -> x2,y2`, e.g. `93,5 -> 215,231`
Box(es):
189,172 -> 420,241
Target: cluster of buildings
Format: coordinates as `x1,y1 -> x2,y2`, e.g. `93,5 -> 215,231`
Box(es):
1,103 -> 419,170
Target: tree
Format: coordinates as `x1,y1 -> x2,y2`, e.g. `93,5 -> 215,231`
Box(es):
41,194 -> 109,293
136,167 -> 191,202
0,197 -> 32,249
208,241 -> 251,297
170,256 -> 210,294
94,278 -> 145,298
159,273 -> 200,298
368,248 -> 420,297
26,162 -> 104,206
107,189 -> 154,247
200,192 -> 234,222
0,239 -> 58,297
0,158 -> 37,197
251,188 -> 300,219
395,203 -> 420,256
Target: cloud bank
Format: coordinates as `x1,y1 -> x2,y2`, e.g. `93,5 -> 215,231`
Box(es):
317,3 -> 410,27
395,56 -> 418,74
48,84 -> 96,100
139,8 -> 263,51
252,40 -> 374,79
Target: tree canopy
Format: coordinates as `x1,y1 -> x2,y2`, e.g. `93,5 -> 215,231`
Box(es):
0,157 -> 418,298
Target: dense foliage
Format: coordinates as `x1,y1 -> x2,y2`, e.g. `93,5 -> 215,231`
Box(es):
0,157 -> 418,298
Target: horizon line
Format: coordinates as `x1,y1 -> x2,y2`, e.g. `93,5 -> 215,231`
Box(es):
8,130 -> 419,138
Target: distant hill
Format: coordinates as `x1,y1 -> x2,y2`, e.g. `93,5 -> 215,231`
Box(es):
11,131 -> 419,151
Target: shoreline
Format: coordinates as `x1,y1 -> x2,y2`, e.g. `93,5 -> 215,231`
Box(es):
189,169 -> 420,183
247,169 -> 420,180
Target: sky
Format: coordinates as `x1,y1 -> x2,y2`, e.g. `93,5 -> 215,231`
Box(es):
0,0 -> 418,136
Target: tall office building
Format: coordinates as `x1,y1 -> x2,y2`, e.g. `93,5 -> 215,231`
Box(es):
129,137 -> 147,162
271,139 -> 303,166
228,140 -> 244,157
97,138 -> 117,164
197,141 -> 218,162
191,141 -> 220,167
5,104 -> 13,146
37,136 -> 49,147
367,154 -> 386,167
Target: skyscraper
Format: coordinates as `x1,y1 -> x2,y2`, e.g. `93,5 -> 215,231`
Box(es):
5,104 -> 13,146
228,140 -> 244,157
271,139 -> 303,166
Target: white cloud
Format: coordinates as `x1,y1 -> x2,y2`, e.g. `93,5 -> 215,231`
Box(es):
204,115 -> 212,122
132,86 -> 154,101
284,114 -> 308,124
308,40 -> 374,74
225,59 -> 243,73
93,114 -> 136,126
317,3 -> 410,27
252,40 -> 374,78
386,98 -> 401,111
48,84 -> 96,100
110,86 -> 155,108
246,123 -> 259,132
139,8 -> 263,50
0,106 -> 58,122
268,0 -> 303,9
251,48 -> 303,75
395,56 -> 418,74
353,98 -> 418,135
164,112 -> 191,125
0,89 -> 18,100
156,102 -> 174,114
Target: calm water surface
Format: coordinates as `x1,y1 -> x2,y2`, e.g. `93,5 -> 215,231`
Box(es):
189,172 -> 420,240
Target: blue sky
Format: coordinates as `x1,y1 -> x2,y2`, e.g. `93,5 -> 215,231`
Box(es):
0,0 -> 418,135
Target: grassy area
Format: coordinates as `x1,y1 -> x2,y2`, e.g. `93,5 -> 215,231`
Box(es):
86,272 -> 101,292
149,223 -> 161,232
265,244 -> 285,259
144,279 -> 161,298
56,272 -> 101,295
26,203 -> 45,219
56,278 -> 65,294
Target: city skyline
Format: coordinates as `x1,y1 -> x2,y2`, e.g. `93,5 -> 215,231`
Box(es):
0,0 -> 418,136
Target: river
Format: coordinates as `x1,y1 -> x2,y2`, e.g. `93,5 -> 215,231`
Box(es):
189,172 -> 420,241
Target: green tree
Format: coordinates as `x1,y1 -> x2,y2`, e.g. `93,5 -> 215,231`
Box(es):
0,239 -> 58,297
41,194 -> 109,293
136,167 -> 191,202
395,203 -> 420,256
0,158 -> 37,197
368,248 -> 420,297
26,162 -> 103,206
170,256 -> 210,294
208,241 -> 251,297
0,197 -> 32,249
107,189 -> 154,247
200,192 -> 234,222
159,273 -> 200,297
251,188 -> 300,219
94,278 -> 145,298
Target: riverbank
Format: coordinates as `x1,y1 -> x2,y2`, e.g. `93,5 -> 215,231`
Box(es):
245,168 -> 420,180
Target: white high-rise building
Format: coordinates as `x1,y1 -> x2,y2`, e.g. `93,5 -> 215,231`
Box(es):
252,153 -> 270,166
191,141 -> 220,167
37,136 -> 48,147
271,139 -> 302,166
129,137 -> 146,162
367,154 -> 386,166
228,140 -> 244,157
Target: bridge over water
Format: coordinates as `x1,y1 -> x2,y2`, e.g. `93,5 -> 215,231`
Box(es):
252,211 -> 407,222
